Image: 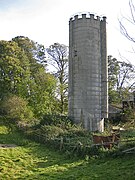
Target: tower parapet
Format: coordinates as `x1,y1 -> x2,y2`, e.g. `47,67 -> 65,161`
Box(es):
69,13 -> 106,22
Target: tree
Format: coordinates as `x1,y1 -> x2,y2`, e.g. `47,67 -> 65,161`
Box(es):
108,55 -> 135,103
28,67 -> 57,117
12,36 -> 58,117
119,0 -> 135,43
108,56 -> 120,103
12,36 -> 46,63
46,43 -> 68,114
0,36 -> 58,118
0,40 -> 31,99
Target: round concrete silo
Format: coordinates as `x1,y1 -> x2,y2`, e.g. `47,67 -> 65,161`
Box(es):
68,13 -> 108,132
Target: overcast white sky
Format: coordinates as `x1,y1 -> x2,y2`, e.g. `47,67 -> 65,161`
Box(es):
0,0 -> 135,65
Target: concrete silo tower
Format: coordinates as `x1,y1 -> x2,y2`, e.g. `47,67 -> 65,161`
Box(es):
68,13 -> 108,132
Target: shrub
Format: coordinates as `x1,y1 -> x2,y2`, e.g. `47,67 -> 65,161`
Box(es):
40,125 -> 65,140
1,95 -> 35,128
122,108 -> 135,122
38,114 -> 88,138
40,114 -> 72,126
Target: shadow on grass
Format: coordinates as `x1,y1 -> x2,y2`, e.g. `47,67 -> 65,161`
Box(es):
0,130 -> 29,146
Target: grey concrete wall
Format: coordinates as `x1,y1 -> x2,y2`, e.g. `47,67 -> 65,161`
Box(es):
100,17 -> 108,120
68,13 -> 108,132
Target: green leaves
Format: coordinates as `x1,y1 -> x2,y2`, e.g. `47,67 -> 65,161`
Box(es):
0,36 -> 59,119
108,55 -> 135,103
0,40 -> 30,97
1,95 -> 34,124
47,43 -> 68,114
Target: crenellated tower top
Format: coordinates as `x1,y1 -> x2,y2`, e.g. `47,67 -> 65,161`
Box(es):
69,12 -> 106,22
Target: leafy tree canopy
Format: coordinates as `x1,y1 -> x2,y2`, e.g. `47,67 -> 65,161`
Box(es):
0,36 -> 58,119
47,43 -> 68,114
108,55 -> 135,104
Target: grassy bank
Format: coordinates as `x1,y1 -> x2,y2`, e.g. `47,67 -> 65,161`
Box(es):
0,125 -> 135,179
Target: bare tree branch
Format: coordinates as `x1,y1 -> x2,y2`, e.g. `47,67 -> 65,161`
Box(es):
129,0 -> 135,23
119,0 -> 135,43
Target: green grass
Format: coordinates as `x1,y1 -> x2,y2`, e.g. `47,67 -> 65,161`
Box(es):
0,125 -> 135,180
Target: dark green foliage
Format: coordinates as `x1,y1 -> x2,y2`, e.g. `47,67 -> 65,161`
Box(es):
0,36 -> 59,120
39,125 -> 65,141
108,55 -> 135,104
122,108 -> 135,122
33,114 -> 89,140
0,95 -> 36,132
109,108 -> 135,125
23,115 -> 93,157
23,113 -> 135,159
40,114 -> 72,126
0,40 -> 30,99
